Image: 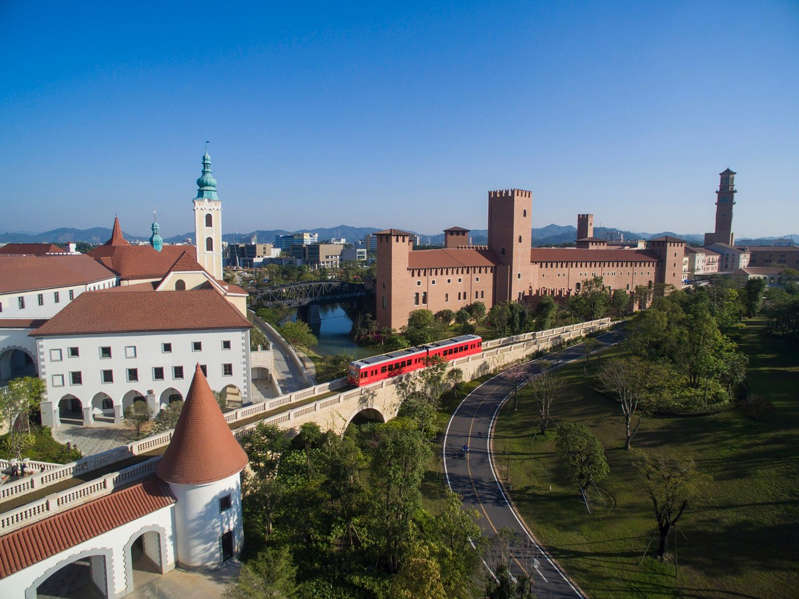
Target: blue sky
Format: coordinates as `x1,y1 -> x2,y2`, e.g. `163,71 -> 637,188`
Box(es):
1,1 -> 797,238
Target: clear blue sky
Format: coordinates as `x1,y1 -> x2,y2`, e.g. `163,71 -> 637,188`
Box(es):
2,1 -> 797,239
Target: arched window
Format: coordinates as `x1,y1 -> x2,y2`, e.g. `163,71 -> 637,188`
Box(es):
175,279 -> 186,291
205,213 -> 213,227
518,235 -> 522,243
206,237 -> 213,251
523,209 -> 527,217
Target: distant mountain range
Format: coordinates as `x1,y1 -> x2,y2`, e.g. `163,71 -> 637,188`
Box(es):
1,225 -> 796,248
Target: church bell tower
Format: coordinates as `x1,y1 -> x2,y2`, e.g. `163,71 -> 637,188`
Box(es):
193,152 -> 223,279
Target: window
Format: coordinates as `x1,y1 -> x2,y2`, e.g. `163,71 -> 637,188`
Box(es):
221,531 -> 234,562
50,349 -> 62,361
54,291 -> 60,303
223,363 -> 233,376
102,369 -> 113,383
70,371 -> 82,385
162,342 -> 172,353
124,345 -> 137,359
431,279 -> 436,285
416,280 -> 421,286
523,209 -> 527,217
175,279 -> 186,291
518,235 -> 522,243
206,237 -> 214,251
475,291 -> 479,299
127,368 -> 138,382
422,291 -> 427,304
219,494 -> 232,511
69,347 -> 79,357
200,364 -> 207,376
205,213 -> 213,227
192,341 -> 202,351
0,302 -> 2,312
68,289 -> 74,300
173,366 -> 184,379
18,296 -> 25,309
52,374 -> 64,387
458,278 -> 462,283
37,293 -> 44,306
100,346 -> 112,358
222,340 -> 231,350
414,292 -> 419,305
445,293 -> 448,302
153,367 -> 165,380
481,290 -> 484,298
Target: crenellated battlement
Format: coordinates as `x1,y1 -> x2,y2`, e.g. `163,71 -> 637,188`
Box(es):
488,188 -> 532,199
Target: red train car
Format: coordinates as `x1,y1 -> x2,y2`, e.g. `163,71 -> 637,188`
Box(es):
348,334 -> 482,387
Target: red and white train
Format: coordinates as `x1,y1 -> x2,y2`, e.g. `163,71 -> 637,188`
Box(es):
347,334 -> 483,387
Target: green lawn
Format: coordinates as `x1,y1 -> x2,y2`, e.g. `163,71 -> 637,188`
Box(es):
493,319 -> 799,599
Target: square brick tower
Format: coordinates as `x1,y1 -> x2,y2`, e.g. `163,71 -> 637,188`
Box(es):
444,226 -> 470,248
375,229 -> 413,330
704,169 -> 737,246
487,189 -> 533,303
577,213 -> 594,240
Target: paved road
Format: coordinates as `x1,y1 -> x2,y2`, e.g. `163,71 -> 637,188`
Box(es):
443,328 -> 624,598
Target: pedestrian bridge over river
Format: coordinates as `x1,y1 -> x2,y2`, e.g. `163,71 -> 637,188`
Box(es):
0,318 -> 611,539
251,280 -> 368,308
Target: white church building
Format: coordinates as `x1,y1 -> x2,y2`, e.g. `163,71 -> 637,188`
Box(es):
0,364 -> 249,598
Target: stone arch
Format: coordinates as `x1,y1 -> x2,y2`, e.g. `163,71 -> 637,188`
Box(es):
175,279 -> 186,291
0,345 -> 37,383
122,389 -> 147,416
123,524 -> 169,594
345,407 -> 386,429
58,394 -> 82,425
26,546 -> 114,599
205,213 -> 213,227
205,236 -> 214,252
91,392 -> 114,423
159,387 -> 183,408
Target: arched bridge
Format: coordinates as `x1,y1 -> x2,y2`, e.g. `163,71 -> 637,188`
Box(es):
252,281 -> 369,307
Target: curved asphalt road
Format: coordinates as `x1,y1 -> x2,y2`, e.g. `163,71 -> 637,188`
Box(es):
443,328 -> 625,598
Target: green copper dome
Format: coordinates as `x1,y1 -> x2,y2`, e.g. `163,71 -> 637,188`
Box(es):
150,219 -> 163,252
195,152 -> 218,200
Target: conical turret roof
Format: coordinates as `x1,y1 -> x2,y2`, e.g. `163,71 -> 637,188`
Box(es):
156,364 -> 248,485
107,217 -> 130,247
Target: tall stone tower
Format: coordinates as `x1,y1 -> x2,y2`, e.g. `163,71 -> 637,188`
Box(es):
487,189 -> 533,303
193,152 -> 223,279
577,213 -> 594,240
704,169 -> 736,246
375,229 -> 413,330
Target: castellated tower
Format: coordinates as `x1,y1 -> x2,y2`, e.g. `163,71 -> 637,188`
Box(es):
444,226 -> 470,248
156,364 -> 248,568
375,229 -> 413,330
487,189 -> 533,303
704,169 -> 737,246
193,152 -> 223,279
577,213 -> 594,240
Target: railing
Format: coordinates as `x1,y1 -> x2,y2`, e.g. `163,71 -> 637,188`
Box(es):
0,457 -> 158,535
0,318 -> 612,510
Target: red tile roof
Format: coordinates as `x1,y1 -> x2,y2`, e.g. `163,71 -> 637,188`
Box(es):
107,216 -> 130,247
0,319 -> 47,329
408,248 -> 498,269
530,248 -> 657,262
89,245 -> 201,280
0,255 -> 117,294
168,250 -> 205,272
157,365 -> 248,485
0,243 -> 65,255
31,289 -> 251,336
0,477 -> 174,579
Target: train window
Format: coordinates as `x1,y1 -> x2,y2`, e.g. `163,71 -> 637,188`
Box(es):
381,366 -> 387,373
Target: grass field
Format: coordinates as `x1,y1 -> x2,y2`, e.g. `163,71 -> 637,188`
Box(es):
493,318 -> 799,599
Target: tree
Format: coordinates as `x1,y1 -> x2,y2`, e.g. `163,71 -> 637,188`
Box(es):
582,337 -> 599,375
124,401 -> 151,438
485,564 -> 534,599
488,303 -> 512,337
638,451 -> 704,560
389,545 -> 448,599
527,372 -> 562,434
435,309 -> 455,325
742,278 -> 767,317
225,546 -> 297,599
555,422 -> 609,511
152,400 -> 183,433
279,320 -> 318,348
597,358 -> 652,450
610,289 -> 630,317
455,308 -> 471,326
533,296 -> 556,331
0,377 -> 45,461
404,309 -> 437,345
466,301 -> 486,322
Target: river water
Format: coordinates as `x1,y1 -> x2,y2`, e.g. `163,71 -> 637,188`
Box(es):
291,301 -> 372,358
